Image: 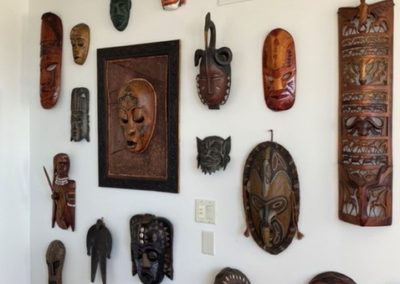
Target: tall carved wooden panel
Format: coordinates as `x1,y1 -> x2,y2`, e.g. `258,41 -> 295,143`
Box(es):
338,0 -> 393,226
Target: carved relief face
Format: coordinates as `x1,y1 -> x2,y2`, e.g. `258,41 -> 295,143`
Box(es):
309,271 -> 356,284
133,244 -> 165,284
196,136 -> 231,174
263,28 -> 296,111
110,0 -> 132,31
197,64 -> 229,108
46,240 -> 65,284
118,79 -> 156,153
71,88 -> 90,142
70,23 -> 90,65
161,0 -> 185,10
54,153 -> 70,178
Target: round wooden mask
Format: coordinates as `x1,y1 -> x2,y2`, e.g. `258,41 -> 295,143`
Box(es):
309,271 -> 356,284
214,267 -> 250,284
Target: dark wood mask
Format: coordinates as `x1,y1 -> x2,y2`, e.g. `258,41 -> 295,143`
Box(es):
71,88 -> 90,142
263,28 -> 296,111
196,136 -> 231,174
110,0 -> 132,31
243,141 -> 301,255
309,271 -> 357,284
214,267 -> 251,284
161,0 -> 186,10
130,214 -> 173,284
338,0 -> 393,226
86,219 -> 112,284
40,12 -> 63,109
195,12 -> 233,110
46,240 -> 65,284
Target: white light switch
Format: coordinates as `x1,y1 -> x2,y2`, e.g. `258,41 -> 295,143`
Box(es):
195,200 -> 216,224
202,231 -> 215,255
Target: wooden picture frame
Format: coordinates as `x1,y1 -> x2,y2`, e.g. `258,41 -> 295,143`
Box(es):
97,40 -> 179,193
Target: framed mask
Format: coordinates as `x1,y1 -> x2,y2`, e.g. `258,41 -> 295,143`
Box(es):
70,23 -> 90,65
243,140 -> 302,254
40,12 -> 63,109
309,271 -> 357,284
338,0 -> 393,226
195,12 -> 233,109
46,240 -> 65,284
109,0 -> 132,31
71,88 -> 90,142
214,267 -> 251,284
161,0 -> 186,10
197,136 -> 231,174
130,214 -> 173,284
262,28 -> 296,111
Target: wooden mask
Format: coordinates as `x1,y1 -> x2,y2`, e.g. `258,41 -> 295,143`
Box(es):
130,214 -> 173,284
46,240 -> 65,284
195,12 -> 233,109
243,141 -> 301,254
196,136 -> 231,174
309,272 -> 356,284
70,23 -> 90,65
40,12 -> 63,109
338,0 -> 393,226
262,28 -> 296,111
110,0 -> 132,31
117,78 -> 157,153
214,267 -> 251,284
161,0 -> 186,10
71,87 -> 90,142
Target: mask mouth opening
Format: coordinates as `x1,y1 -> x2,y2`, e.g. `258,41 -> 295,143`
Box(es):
127,140 -> 137,148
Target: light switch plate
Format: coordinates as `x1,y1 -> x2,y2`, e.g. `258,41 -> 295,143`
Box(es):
195,200 -> 216,224
218,0 -> 252,6
202,231 -> 215,255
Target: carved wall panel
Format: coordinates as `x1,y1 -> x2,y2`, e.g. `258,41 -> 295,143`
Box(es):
309,271 -> 356,284
338,0 -> 393,226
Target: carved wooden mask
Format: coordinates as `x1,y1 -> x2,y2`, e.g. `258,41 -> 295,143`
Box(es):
263,28 -> 296,111
196,136 -> 231,174
161,0 -> 186,10
40,12 -> 63,109
214,267 -> 251,284
46,240 -> 65,284
130,214 -> 173,284
338,0 -> 393,226
243,141 -> 301,254
195,12 -> 233,110
309,272 -> 357,284
71,88 -> 90,142
117,78 -> 156,153
110,0 -> 132,31
70,23 -> 90,65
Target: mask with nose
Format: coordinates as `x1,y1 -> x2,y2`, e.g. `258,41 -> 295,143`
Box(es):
196,136 -> 231,174
214,267 -> 251,284
70,23 -> 90,65
46,240 -> 65,284
71,87 -> 90,142
110,0 -> 132,31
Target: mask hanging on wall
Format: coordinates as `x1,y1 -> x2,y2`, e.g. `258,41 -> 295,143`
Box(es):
71,88 -> 90,142
40,12 -> 63,109
195,12 -> 233,109
196,136 -> 231,174
309,271 -> 357,284
262,28 -> 296,111
70,23 -> 90,65
46,240 -> 65,284
213,267 -> 251,284
338,0 -> 393,226
109,0 -> 132,31
161,0 -> 186,10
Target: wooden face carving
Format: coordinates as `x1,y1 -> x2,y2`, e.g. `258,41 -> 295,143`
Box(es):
214,268 -> 251,284
70,23 -> 90,65
117,79 -> 156,153
161,0 -> 186,10
338,0 -> 393,226
196,136 -> 231,174
263,28 -> 296,111
243,141 -> 300,255
110,0 -> 131,31
309,272 -> 356,284
46,240 -> 65,284
40,12 -> 63,109
71,88 -> 90,142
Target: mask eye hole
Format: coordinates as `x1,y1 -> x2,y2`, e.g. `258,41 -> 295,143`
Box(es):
147,250 -> 158,261
133,109 -> 144,123
282,72 -> 291,80
47,64 -> 57,71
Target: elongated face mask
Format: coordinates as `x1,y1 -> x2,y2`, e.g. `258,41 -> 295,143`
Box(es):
110,0 -> 132,31
161,0 -> 186,10
46,240 -> 65,284
70,23 -> 90,65
71,88 -> 90,142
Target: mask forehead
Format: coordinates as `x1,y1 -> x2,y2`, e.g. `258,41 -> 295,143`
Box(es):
265,29 -> 295,70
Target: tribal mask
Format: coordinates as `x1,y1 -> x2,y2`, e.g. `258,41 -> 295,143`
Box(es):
71,88 -> 90,142
214,267 -> 251,284
110,0 -> 132,31
46,240 -> 65,284
70,23 -> 90,65
309,271 -> 357,284
161,0 -> 186,10
197,136 -> 231,174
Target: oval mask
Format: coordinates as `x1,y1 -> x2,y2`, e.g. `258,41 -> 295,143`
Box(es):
309,271 -> 357,284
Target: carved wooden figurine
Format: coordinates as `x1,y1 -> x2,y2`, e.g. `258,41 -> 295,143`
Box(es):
197,136 -> 231,174
87,219 -> 112,284
130,214 -> 173,284
43,153 -> 76,231
243,139 -> 302,254
338,0 -> 393,226
195,12 -> 233,109
263,28 -> 296,111
40,12 -> 63,109
161,0 -> 186,10
46,240 -> 66,284
214,267 -> 251,284
110,0 -> 132,31
309,271 -> 357,284
70,23 -> 90,65
71,88 -> 90,142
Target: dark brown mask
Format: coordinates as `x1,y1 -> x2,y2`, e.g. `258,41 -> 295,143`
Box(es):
161,0 -> 186,10
197,136 -> 231,174
195,12 -> 232,110
71,88 -> 90,142
70,23 -> 90,65
263,28 -> 296,111
214,267 -> 251,284
40,12 -> 63,109
309,271 -> 357,284
46,240 -> 65,284
243,141 -> 301,254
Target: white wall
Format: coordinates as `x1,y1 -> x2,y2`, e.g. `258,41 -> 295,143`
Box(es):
27,0 -> 400,283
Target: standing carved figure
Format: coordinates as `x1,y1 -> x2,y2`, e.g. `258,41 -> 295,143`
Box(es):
40,12 -> 63,109
262,28 -> 296,111
338,0 -> 393,226
109,0 -> 132,31
70,23 -> 90,65
71,88 -> 90,142
130,214 -> 173,284
195,12 -> 233,109
46,240 -> 66,284
86,219 -> 112,284
43,153 -> 76,231
197,136 -> 231,174
309,271 -> 357,284
214,267 -> 251,284
161,0 -> 186,10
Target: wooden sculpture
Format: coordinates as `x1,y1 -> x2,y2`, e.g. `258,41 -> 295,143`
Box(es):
214,267 -> 251,284
309,271 -> 357,284
338,0 -> 393,226
71,87 -> 90,142
109,0 -> 132,31
87,219 -> 112,284
161,0 -> 186,10
262,28 -> 296,111
196,136 -> 231,174
70,23 -> 90,65
195,12 -> 233,109
40,12 -> 63,109
243,136 -> 302,255
46,240 -> 66,284
43,153 -> 76,231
